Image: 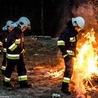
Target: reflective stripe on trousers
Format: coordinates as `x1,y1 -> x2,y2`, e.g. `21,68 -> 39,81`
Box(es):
62,77 -> 70,83
18,75 -> 27,81
6,53 -> 20,59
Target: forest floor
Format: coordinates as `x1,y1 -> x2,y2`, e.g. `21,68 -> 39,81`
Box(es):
0,36 -> 98,98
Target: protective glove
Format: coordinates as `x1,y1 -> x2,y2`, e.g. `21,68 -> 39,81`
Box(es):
20,49 -> 26,57
21,49 -> 25,54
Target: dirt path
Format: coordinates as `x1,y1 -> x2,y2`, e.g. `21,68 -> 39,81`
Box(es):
0,63 -> 71,98
0,36 -> 98,98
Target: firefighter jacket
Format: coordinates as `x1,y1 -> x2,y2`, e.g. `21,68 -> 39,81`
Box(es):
6,27 -> 25,60
57,20 -> 78,57
0,30 -> 10,53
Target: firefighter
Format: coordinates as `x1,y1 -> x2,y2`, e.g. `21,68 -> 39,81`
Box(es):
57,16 -> 85,95
3,16 -> 32,88
0,20 -> 14,74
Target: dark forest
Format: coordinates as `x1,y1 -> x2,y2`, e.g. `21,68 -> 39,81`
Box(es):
0,0 -> 97,37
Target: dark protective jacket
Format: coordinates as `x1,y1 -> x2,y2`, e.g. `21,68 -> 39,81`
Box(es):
6,27 -> 24,60
57,20 -> 78,57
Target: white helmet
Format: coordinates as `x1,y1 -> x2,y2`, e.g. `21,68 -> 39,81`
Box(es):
6,20 -> 13,28
17,16 -> 31,29
2,20 -> 13,31
2,26 -> 7,31
72,16 -> 85,29
11,22 -> 18,28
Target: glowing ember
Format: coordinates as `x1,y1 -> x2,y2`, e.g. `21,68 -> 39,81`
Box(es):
70,28 -> 98,98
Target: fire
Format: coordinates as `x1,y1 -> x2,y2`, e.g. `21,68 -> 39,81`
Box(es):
71,28 -> 98,98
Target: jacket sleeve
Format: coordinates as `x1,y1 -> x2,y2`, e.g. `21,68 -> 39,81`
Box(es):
57,28 -> 77,57
8,31 -> 23,53
57,29 -> 69,56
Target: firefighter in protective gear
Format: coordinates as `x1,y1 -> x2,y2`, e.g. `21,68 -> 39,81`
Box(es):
3,16 -> 32,88
57,16 -> 85,95
0,20 -> 14,74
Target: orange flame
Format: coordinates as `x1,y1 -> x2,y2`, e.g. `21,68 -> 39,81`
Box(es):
71,28 -> 98,98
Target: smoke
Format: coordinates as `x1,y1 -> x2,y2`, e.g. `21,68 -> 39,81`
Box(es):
72,1 -> 98,43
56,0 -> 98,39
72,2 -> 98,31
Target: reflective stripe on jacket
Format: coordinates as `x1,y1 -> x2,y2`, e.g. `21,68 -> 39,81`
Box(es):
6,53 -> 20,60
57,23 -> 78,56
6,27 -> 24,56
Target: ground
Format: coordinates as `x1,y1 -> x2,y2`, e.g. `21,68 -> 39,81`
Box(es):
0,36 -> 98,98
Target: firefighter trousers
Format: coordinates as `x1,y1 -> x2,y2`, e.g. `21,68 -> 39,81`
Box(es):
64,56 -> 73,78
2,52 -> 7,67
61,56 -> 74,92
4,55 -> 27,79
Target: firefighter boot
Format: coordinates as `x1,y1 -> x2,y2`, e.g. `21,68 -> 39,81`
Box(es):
61,82 -> 71,95
3,81 -> 14,88
19,81 -> 32,88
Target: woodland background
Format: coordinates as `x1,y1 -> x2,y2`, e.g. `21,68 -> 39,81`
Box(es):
0,0 -> 97,37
